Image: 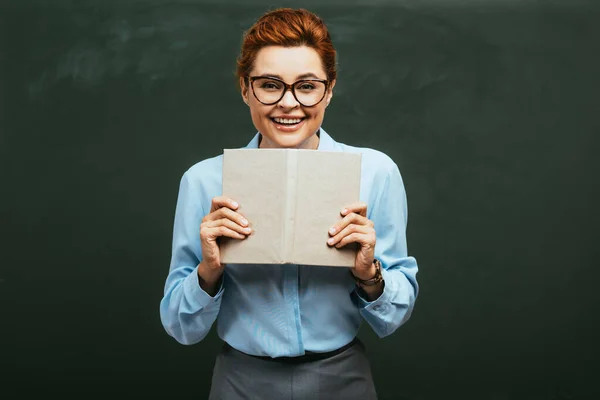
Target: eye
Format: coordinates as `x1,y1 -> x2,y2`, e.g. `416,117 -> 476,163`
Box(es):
296,82 -> 317,91
259,80 -> 282,90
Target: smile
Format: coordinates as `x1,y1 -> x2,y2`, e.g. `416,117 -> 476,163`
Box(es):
271,117 -> 306,125
270,117 -> 307,132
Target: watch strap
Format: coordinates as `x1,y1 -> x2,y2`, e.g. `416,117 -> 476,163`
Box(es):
352,259 -> 383,286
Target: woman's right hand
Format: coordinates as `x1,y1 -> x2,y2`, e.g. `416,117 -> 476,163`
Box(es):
198,196 -> 251,292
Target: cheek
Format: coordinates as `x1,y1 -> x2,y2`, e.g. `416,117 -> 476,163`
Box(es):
308,105 -> 327,119
248,103 -> 272,124
248,102 -> 261,116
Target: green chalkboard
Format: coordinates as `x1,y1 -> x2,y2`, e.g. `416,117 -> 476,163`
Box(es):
1,1 -> 599,399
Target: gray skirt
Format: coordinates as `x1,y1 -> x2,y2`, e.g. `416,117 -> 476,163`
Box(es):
208,338 -> 378,400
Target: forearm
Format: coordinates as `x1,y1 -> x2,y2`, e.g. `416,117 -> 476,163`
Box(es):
197,260 -> 224,297
160,265 -> 223,345
358,280 -> 384,301
352,262 -> 384,301
355,258 -> 418,337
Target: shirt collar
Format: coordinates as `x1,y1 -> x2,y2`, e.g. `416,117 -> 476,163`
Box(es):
245,127 -> 336,151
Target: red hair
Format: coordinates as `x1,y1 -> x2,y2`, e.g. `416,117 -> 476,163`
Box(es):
236,8 -> 337,84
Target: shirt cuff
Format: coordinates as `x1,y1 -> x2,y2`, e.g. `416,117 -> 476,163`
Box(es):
355,267 -> 393,313
183,267 -> 224,310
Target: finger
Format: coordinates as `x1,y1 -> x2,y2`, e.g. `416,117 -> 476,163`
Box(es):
206,207 -> 249,227
333,232 -> 373,249
204,218 -> 252,236
210,196 -> 240,213
327,224 -> 371,247
203,225 -> 248,241
203,205 -> 248,226
341,202 -> 368,218
329,213 -> 372,236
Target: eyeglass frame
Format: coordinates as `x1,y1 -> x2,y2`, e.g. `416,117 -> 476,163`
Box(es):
247,75 -> 330,107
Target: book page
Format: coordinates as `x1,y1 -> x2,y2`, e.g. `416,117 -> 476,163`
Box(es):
290,151 -> 361,267
219,149 -> 287,264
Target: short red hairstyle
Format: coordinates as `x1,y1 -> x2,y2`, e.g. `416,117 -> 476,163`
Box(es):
236,8 -> 337,84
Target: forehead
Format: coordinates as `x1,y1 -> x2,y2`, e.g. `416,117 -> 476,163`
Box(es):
251,45 -> 326,80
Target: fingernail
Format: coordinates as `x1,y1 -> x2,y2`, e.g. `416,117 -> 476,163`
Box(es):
327,238 -> 334,245
241,218 -> 248,226
341,208 -> 348,215
329,227 -> 336,234
244,227 -> 252,233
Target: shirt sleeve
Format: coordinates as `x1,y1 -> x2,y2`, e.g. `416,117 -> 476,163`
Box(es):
159,171 -> 224,345
352,164 -> 419,338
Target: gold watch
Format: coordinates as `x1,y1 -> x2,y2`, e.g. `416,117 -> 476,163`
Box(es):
352,259 -> 383,286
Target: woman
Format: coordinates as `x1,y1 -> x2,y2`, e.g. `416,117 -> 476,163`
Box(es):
160,8 -> 419,400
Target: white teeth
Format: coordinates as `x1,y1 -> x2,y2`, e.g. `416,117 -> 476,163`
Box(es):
273,117 -> 302,124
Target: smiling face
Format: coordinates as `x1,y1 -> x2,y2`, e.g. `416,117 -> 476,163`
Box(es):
241,45 -> 335,149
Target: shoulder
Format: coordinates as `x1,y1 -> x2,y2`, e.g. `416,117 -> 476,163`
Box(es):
181,153 -> 223,183
336,141 -> 401,183
340,143 -> 396,168
177,154 -> 224,207
329,137 -> 407,209
173,154 -> 224,215
329,138 -> 408,220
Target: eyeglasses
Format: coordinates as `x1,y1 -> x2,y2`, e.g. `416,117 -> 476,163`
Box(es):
249,76 -> 329,107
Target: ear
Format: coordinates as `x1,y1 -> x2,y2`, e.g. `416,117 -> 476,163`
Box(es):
325,79 -> 336,107
240,77 -> 249,105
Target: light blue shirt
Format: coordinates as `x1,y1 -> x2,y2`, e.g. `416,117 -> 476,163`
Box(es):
159,129 -> 419,357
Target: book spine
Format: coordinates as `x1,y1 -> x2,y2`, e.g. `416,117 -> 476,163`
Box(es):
283,150 -> 298,262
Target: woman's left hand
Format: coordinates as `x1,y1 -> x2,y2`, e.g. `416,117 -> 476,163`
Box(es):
327,202 -> 377,281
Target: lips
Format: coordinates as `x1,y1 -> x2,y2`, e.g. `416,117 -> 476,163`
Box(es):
270,116 -> 306,131
271,116 -> 306,125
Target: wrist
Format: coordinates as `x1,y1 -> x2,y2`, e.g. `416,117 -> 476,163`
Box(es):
197,261 -> 223,295
351,259 -> 383,286
352,264 -> 378,281
359,279 -> 385,301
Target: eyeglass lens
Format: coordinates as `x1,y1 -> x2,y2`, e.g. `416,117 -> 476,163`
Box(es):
252,78 -> 326,106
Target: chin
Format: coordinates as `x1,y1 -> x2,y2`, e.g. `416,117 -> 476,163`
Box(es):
260,125 -> 319,149
271,134 -> 313,149
275,135 -> 310,148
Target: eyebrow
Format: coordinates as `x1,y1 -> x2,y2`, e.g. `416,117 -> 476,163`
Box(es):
260,73 -> 324,80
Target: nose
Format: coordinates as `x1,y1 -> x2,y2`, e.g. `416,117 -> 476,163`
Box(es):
278,88 -> 299,109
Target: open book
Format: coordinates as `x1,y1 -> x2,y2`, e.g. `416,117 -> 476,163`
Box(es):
219,148 -> 362,267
